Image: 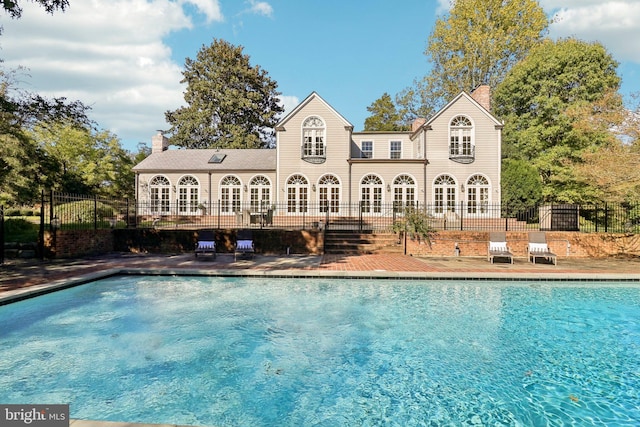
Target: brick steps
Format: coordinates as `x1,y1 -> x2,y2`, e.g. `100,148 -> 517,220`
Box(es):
323,230 -> 401,254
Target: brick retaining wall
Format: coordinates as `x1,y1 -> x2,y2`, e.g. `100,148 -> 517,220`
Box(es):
45,229 -> 639,259
406,231 -> 640,258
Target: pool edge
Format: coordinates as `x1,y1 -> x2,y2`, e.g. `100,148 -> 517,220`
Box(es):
2,267 -> 639,307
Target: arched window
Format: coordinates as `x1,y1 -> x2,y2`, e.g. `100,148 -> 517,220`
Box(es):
149,175 -> 170,214
249,175 -> 271,212
434,174 -> 457,214
220,175 -> 242,213
393,174 -> 416,209
360,174 -> 383,213
302,116 -> 326,163
466,174 -> 490,214
449,115 -> 474,163
318,174 -> 340,213
177,175 -> 199,214
286,174 -> 309,213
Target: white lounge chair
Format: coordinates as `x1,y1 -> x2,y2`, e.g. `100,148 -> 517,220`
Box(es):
195,230 -> 216,259
487,232 -> 513,264
234,229 -> 255,261
528,232 -> 557,265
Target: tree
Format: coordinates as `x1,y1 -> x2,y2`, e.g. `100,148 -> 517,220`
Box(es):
501,159 -> 542,213
364,93 -> 409,131
575,94 -> 640,202
0,68 -> 91,203
494,38 -> 622,202
2,0 -> 68,18
31,123 -> 135,198
398,0 -> 548,116
165,39 -> 284,149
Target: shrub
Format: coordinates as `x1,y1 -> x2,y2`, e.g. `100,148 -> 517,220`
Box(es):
4,218 -> 39,242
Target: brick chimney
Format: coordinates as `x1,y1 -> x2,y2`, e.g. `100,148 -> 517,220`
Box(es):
411,118 -> 427,132
151,131 -> 169,153
471,85 -> 491,111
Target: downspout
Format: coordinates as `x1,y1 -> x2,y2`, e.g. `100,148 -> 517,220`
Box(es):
348,159 -> 352,216
423,130 -> 427,207
208,171 -> 212,214
135,172 -> 139,200
422,126 -> 430,206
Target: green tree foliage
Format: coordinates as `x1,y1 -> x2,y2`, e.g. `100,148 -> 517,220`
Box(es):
0,68 -> 91,203
494,38 -> 622,202
501,159 -> 542,213
364,93 -> 409,131
399,0 -> 548,117
31,123 -> 135,199
166,39 -> 284,149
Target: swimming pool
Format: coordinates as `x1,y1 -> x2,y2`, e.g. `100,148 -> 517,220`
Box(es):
1,275 -> 639,426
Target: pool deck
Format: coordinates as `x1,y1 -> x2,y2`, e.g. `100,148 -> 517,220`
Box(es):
2,252 -> 640,304
3,252 -> 640,427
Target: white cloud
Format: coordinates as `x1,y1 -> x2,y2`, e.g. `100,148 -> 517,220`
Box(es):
279,95 -> 300,116
246,0 -> 273,18
436,0 -> 451,14
181,0 -> 224,23
0,0 -> 218,148
542,1 -> 640,63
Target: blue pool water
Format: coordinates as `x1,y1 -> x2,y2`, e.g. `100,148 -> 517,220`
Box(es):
0,276 -> 639,426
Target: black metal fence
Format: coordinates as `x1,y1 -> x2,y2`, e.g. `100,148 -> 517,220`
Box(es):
1,205 -> 4,264
31,191 -> 640,233
41,190 -> 133,231
132,199 -> 640,233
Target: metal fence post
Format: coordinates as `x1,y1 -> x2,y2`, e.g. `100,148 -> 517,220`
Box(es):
217,200 -> 221,229
0,205 -> 4,265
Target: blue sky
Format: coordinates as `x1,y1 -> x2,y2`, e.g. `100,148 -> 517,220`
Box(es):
1,0 -> 639,152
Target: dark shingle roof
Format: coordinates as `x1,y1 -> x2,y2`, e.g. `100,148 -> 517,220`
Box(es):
132,148 -> 276,172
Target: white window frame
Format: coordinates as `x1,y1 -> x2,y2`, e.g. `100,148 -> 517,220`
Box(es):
392,174 -> 416,210
286,174 -> 309,214
149,175 -> 171,214
177,175 -> 199,215
318,174 -> 341,214
301,116 -> 326,160
361,140 -> 373,158
433,174 -> 457,215
249,175 -> 271,212
389,140 -> 402,159
360,174 -> 384,213
220,175 -> 242,214
466,174 -> 490,215
449,115 -> 474,159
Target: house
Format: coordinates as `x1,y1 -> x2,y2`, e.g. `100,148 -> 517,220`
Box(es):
132,86 -> 503,225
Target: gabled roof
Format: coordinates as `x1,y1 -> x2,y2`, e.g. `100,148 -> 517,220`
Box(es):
276,92 -> 353,130
425,91 -> 503,128
132,148 -> 276,172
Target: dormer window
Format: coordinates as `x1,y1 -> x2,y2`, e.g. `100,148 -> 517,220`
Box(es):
302,116 -> 326,164
449,115 -> 474,164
